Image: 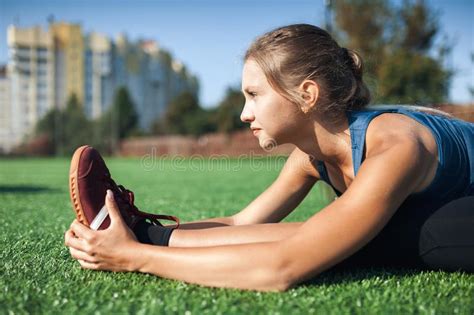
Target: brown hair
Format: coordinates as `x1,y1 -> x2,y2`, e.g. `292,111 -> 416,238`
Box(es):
245,24 -> 371,120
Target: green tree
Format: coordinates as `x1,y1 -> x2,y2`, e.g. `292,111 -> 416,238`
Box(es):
333,0 -> 391,78
163,91 -> 199,134
34,108 -> 62,155
94,86 -> 139,153
35,93 -> 92,156
155,91 -> 214,136
378,50 -> 449,104
109,86 -> 139,139
213,87 -> 246,133
333,0 -> 451,104
398,0 -> 439,52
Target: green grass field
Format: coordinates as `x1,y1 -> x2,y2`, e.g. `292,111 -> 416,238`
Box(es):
1,157 -> 473,314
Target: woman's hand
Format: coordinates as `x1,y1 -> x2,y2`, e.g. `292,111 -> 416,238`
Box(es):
64,190 -> 139,272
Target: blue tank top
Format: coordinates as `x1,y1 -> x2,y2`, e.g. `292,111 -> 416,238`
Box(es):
316,107 -> 474,207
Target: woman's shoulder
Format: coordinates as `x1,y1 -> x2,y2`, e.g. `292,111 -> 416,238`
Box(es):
363,112 -> 439,193
364,112 -> 437,156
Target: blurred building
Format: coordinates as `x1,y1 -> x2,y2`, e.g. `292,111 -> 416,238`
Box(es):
84,32 -> 113,119
50,22 -> 85,109
6,25 -> 55,149
1,22 -> 199,153
0,65 -> 13,153
113,36 -> 199,130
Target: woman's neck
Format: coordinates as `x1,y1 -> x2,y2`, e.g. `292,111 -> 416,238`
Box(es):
294,114 -> 353,169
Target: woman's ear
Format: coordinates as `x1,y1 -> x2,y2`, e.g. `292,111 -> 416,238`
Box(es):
299,80 -> 319,114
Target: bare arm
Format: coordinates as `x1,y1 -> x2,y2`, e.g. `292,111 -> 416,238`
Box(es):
134,140 -> 430,289
66,139 -> 433,291
232,148 -> 317,225
171,148 -> 317,229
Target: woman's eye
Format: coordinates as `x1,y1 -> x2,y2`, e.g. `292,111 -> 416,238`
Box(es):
248,92 -> 257,97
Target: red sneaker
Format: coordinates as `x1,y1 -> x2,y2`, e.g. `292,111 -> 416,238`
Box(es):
69,145 -> 179,230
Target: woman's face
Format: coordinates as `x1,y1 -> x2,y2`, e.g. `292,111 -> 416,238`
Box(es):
240,59 -> 305,150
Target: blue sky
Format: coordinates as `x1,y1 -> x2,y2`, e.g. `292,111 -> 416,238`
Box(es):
0,0 -> 472,107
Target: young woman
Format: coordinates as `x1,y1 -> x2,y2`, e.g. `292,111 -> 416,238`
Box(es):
65,24 -> 474,291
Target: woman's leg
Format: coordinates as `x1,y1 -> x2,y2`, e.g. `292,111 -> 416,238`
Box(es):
134,221 -> 302,247
419,196 -> 474,272
332,200 -> 428,270
333,196 -> 474,272
170,222 -> 302,247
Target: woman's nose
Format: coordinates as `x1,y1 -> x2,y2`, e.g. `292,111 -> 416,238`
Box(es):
240,103 -> 255,123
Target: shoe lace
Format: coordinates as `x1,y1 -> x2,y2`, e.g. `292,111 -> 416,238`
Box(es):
103,174 -> 180,228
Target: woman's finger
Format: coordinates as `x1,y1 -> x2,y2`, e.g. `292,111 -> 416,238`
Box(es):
105,190 -> 125,226
64,229 -> 74,245
69,247 -> 98,263
65,234 -> 92,254
70,219 -> 96,240
78,259 -> 101,270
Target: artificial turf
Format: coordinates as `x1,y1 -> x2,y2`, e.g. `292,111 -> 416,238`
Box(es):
1,157 -> 473,314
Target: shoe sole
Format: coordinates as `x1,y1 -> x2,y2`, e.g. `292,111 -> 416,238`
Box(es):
69,145 -> 90,227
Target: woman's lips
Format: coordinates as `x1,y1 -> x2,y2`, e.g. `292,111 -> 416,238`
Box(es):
252,129 -> 261,136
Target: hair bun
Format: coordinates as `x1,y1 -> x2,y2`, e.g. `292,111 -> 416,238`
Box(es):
343,48 -> 363,79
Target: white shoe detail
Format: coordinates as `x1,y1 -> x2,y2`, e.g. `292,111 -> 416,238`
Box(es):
90,205 -> 109,230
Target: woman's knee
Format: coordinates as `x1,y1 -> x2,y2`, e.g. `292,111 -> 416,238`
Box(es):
419,196 -> 474,272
